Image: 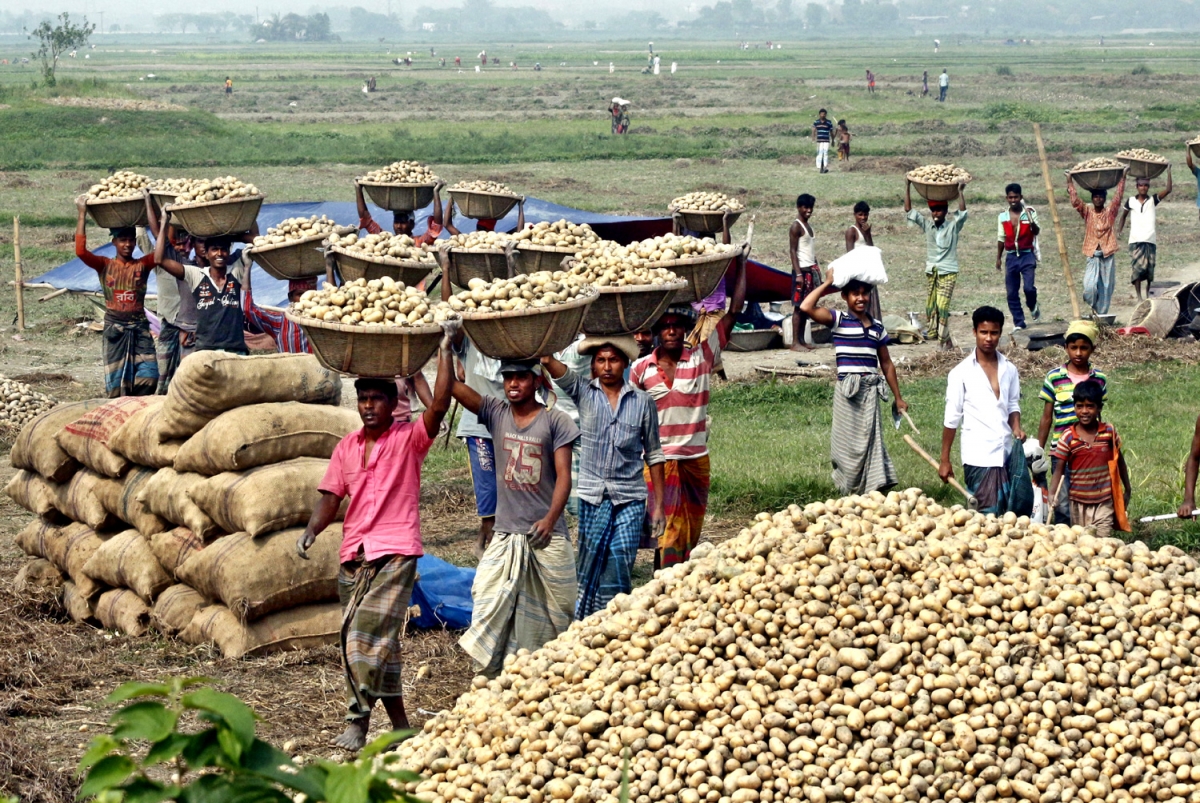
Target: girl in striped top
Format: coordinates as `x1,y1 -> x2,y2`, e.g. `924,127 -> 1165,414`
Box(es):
800,267 -> 907,495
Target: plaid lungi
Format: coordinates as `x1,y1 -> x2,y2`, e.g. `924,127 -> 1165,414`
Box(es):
575,497 -> 645,619
1130,242 -> 1156,285
460,532 -> 576,677
925,271 -> 957,345
645,455 -> 710,567
103,316 -> 158,398
831,374 -> 896,495
338,553 -> 418,720
155,320 -> 196,395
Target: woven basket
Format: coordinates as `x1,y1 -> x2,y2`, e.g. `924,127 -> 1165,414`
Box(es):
448,190 -> 521,220
87,197 -> 147,229
669,246 -> 742,304
1116,156 -> 1168,180
252,226 -> 355,280
670,208 -> 743,234
583,280 -> 687,336
148,190 -> 179,219
513,245 -> 575,275
1189,141 -> 1200,160
907,179 -> 966,202
360,182 -> 437,212
1129,298 -> 1180,339
1068,168 -> 1125,193
285,311 -> 442,378
443,247 -> 512,288
330,247 -> 438,287
727,329 -> 781,352
461,287 -> 597,360
166,195 -> 264,238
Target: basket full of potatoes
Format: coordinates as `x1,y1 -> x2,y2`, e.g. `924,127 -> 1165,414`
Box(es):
451,271 -> 598,360
326,230 -> 440,287
564,247 -> 688,335
1066,157 -> 1127,192
164,176 -> 264,237
668,191 -> 745,234
81,171 -> 152,229
357,161 -> 441,212
286,277 -> 458,377
598,234 -> 742,304
1115,148 -> 1168,180
249,215 -> 356,280
905,164 -> 972,202
442,230 -> 517,288
511,219 -> 604,274
447,180 -> 523,220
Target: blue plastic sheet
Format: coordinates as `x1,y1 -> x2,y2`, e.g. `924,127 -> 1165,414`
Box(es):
411,554 -> 476,630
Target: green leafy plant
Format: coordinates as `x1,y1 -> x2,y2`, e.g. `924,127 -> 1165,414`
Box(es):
78,678 -> 424,803
27,12 -> 95,87
995,65 -> 1013,76
1131,64 -> 1153,76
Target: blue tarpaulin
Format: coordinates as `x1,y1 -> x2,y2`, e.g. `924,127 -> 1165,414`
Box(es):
32,199 -> 672,308
411,554 -> 476,630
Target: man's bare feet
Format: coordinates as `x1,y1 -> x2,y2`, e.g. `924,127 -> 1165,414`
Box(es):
789,342 -> 813,352
333,718 -> 369,751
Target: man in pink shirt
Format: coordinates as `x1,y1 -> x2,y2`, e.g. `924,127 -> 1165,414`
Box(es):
296,322 -> 456,752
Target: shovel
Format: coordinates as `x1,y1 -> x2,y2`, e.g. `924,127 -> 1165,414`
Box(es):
1140,511 -> 1200,523
903,434 -> 979,510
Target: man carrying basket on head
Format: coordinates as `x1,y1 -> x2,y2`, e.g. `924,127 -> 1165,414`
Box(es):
905,178 -> 968,350
1067,172 -> 1125,316
356,180 -> 446,245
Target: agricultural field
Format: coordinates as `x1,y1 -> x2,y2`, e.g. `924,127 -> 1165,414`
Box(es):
4,34 -> 1200,802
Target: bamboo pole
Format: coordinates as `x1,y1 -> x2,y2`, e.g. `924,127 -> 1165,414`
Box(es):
13,217 -> 24,329
1033,123 -> 1082,319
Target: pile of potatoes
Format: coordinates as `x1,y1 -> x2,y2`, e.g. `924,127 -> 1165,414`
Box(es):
670,192 -> 745,213
447,230 -> 516,251
85,171 -> 151,201
448,271 -> 591,313
907,164 -> 972,184
566,249 -> 681,288
291,277 -> 456,326
0,375 -> 56,430
1117,149 -> 1167,164
359,161 -> 440,184
392,486 -> 1200,803
1071,157 -> 1124,172
620,234 -> 736,263
148,177 -> 200,195
328,232 -> 439,264
252,215 -> 346,247
513,220 -> 603,250
451,180 -> 515,195
170,176 -> 260,205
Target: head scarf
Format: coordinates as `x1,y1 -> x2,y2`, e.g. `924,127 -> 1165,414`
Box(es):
578,335 -> 639,364
928,201 -> 949,212
1065,319 -> 1100,346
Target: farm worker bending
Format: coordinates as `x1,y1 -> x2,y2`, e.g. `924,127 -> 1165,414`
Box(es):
995,183 -> 1041,330
1117,167 -> 1172,302
541,336 -> 667,618
905,178 -> 968,349
295,322 -> 456,751
789,193 -> 820,351
800,266 -> 906,495
631,252 -> 747,568
1067,172 -> 1125,316
812,108 -> 834,173
74,197 -> 159,397
140,193 -> 198,392
845,200 -> 881,320
453,359 -> 581,677
355,179 -> 445,245
154,212 -> 258,355
940,306 -> 1031,517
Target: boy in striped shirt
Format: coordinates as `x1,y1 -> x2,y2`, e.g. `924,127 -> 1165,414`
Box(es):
800,266 -> 907,495
1049,380 -> 1130,536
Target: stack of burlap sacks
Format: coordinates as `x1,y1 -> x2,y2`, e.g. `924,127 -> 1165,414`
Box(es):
6,351 -> 364,659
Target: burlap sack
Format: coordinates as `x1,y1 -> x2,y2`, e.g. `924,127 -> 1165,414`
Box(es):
6,470 -> 61,518
160,352 -> 342,440
95,588 -> 151,636
153,584 -> 208,636
13,558 -> 64,593
53,469 -> 119,531
189,457 -> 341,538
82,529 -> 172,603
49,523 -> 113,600
137,467 -> 222,541
11,398 -> 105,483
178,602 -> 342,659
109,405 -> 184,469
94,467 -> 168,537
174,402 -> 360,475
15,519 -> 61,559
176,525 -> 341,621
62,581 -> 95,623
55,397 -> 161,478
149,527 -> 204,579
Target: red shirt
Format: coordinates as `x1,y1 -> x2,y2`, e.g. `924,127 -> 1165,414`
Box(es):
358,214 -> 443,247
76,234 -> 157,319
319,419 -> 434,562
630,327 -> 727,460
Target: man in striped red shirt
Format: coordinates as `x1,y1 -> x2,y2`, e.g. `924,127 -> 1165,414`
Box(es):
631,253 -> 747,567
242,273 -> 313,353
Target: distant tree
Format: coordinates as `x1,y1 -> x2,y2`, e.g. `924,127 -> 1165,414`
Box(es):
27,12 -> 94,86
306,13 -> 333,40
607,10 -> 668,30
805,2 -> 826,27
775,0 -> 793,23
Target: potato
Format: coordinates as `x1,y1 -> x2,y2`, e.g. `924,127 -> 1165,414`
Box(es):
291,277 -> 457,327
906,163 -> 973,184
670,191 -> 745,213
450,179 -> 515,195
85,170 -> 151,200
359,160 -> 439,184
252,215 -> 346,248
1116,148 -> 1167,163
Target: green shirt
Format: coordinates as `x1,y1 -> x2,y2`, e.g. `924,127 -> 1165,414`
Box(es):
907,208 -> 968,275
1038,364 -> 1108,448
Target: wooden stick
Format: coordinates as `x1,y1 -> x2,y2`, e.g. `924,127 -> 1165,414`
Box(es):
1033,122 -> 1081,319
13,217 -> 24,330
38,287 -> 70,302
1048,475 -> 1065,525
901,409 -> 920,434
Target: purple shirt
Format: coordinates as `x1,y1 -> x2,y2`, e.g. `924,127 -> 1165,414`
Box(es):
692,277 -> 727,314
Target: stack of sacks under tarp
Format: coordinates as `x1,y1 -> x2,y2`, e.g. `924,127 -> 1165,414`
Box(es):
7,350 -> 364,659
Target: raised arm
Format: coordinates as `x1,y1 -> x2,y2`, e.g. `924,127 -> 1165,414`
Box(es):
450,374 -> 484,415
1160,166 -> 1173,202
799,266 -> 836,327
540,354 -> 583,404
443,200 -> 461,236
1067,177 -> 1085,216
430,181 -> 445,228
904,179 -> 913,213
143,189 -> 161,238
516,200 -> 525,233
355,181 -> 370,222
957,181 -> 967,213
716,246 -> 748,341
154,215 -> 187,279
74,197 -> 107,271
420,326 -> 456,439
1110,173 -> 1126,215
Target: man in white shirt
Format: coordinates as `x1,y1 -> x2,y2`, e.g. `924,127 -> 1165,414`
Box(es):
1117,168 -> 1173,302
938,69 -> 949,101
939,306 -> 1026,514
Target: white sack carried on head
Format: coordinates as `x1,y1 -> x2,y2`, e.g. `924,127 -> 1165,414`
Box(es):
829,245 -> 888,288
